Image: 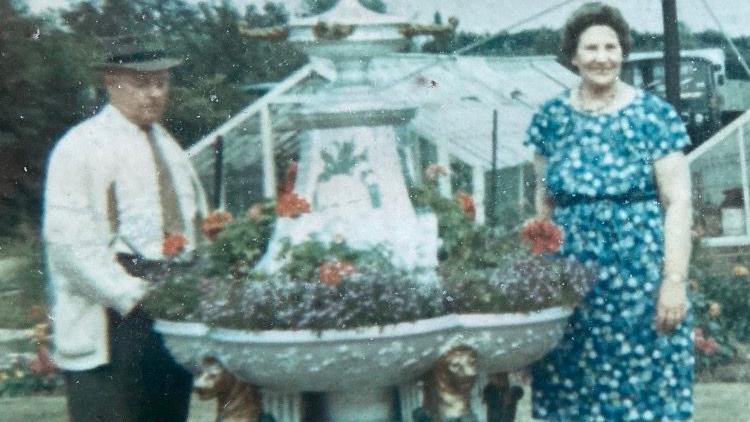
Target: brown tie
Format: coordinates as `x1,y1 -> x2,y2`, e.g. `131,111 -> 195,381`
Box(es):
145,126 -> 184,235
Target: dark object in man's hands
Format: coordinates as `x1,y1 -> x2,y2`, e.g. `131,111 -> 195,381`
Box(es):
116,252 -> 194,283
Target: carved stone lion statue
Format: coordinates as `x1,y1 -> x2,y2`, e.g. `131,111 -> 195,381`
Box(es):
416,345 -> 479,422
193,356 -> 275,422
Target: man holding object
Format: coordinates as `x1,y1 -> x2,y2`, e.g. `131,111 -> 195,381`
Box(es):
43,33 -> 207,421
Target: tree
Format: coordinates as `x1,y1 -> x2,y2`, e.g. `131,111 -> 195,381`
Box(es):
161,0 -> 306,143
420,12 -> 477,54
1,0 -> 96,237
303,0 -> 386,16
61,0 -> 160,37
678,22 -> 701,50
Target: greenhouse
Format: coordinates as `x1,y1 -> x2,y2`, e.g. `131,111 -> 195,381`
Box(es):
187,53 -> 577,227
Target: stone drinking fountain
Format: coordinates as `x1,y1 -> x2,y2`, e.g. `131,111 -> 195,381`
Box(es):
155,1 -> 572,421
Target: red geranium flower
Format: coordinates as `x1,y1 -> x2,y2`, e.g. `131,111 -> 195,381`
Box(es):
455,191 -> 476,221
520,219 -> 562,255
275,160 -> 311,218
276,193 -> 311,218
694,327 -> 718,355
201,210 -> 233,241
163,232 -> 188,257
696,337 -> 718,355
319,261 -> 356,287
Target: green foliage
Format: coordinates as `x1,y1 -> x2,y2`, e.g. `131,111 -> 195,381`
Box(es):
140,265 -> 209,321
142,200 -> 277,319
409,183 -> 473,261
303,0 -> 386,15
689,244 -> 750,374
277,238 -> 391,280
0,352 -> 63,398
0,229 -> 46,328
162,1 -> 306,143
205,200 -> 276,276
318,141 -> 367,182
692,286 -> 739,373
442,28 -> 559,56
409,178 -> 593,316
701,273 -> 750,342
0,1 -> 98,236
409,181 -> 515,266
421,31 -> 480,55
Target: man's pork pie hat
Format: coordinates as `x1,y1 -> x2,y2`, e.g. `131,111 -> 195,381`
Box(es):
94,33 -> 182,72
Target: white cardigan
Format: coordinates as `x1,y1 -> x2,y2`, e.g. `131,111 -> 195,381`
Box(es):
43,105 -> 208,370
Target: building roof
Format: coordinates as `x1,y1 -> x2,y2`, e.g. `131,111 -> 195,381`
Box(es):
373,54 -> 577,167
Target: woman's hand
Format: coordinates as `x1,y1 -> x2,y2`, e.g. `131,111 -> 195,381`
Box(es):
654,277 -> 689,333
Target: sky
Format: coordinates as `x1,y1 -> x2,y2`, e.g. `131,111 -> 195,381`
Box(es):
25,0 -> 750,37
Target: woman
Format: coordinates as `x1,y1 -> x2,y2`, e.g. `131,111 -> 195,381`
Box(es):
525,3 -> 694,421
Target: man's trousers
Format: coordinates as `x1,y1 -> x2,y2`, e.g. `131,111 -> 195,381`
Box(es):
63,308 -> 193,422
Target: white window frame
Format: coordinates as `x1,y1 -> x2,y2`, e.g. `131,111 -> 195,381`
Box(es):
689,111 -> 750,247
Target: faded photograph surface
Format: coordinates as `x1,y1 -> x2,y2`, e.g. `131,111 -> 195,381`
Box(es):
1,1 -> 750,421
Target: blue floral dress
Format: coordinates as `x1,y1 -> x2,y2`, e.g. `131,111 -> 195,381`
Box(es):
524,89 -> 694,421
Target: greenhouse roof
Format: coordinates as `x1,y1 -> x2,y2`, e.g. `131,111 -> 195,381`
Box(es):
188,53 -> 577,175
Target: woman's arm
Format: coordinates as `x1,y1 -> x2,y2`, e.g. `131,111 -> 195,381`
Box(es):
533,154 -> 553,220
654,151 -> 693,333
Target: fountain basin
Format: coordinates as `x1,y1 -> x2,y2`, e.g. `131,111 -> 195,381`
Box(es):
155,307 -> 571,392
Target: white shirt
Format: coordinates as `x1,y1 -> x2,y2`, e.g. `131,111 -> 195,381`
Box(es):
43,104 -> 208,370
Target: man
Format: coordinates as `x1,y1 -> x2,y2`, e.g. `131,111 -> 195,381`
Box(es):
43,34 -> 207,421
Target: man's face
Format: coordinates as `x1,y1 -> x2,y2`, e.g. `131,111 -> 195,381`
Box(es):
104,69 -> 170,127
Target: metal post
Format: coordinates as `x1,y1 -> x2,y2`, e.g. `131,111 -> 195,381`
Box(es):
472,165 -> 486,224
213,136 -> 224,210
519,164 -> 526,216
261,105 -> 277,198
490,109 -> 498,225
738,126 -> 750,237
662,0 -> 681,111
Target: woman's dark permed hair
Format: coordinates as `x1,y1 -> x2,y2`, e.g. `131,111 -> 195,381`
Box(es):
560,2 -> 632,67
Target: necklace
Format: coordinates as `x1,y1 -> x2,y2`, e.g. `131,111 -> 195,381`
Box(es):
577,84 -> 618,113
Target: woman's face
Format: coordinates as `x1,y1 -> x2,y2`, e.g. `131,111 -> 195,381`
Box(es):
571,25 -> 623,89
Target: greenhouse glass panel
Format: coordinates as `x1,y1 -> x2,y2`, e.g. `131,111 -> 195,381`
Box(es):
690,113 -> 750,243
